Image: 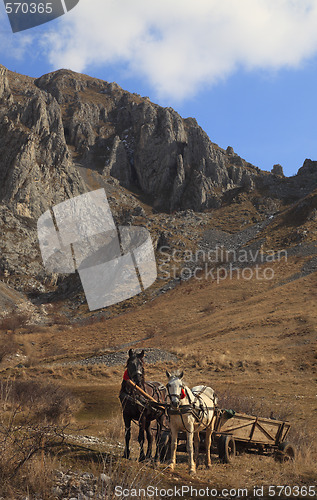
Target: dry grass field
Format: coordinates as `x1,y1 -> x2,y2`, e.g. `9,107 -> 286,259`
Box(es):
0,253 -> 316,498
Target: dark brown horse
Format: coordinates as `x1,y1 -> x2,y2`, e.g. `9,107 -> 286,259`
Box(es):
119,349 -> 167,461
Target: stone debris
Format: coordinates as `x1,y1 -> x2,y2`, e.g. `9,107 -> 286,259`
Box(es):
61,347 -> 178,367
50,469 -> 110,500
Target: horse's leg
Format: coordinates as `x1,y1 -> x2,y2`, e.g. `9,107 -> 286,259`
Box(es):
205,426 -> 212,469
154,419 -> 161,463
186,419 -> 196,474
123,413 -> 131,459
194,430 -> 200,467
145,419 -> 153,460
168,423 -> 178,471
138,416 -> 146,462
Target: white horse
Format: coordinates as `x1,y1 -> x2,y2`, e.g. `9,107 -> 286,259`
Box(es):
166,371 -> 217,473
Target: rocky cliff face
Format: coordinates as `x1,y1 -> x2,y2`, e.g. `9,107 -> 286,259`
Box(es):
2,66 -> 317,217
34,69 -> 269,212
34,69 -> 317,212
0,65 -> 86,220
0,65 -> 316,312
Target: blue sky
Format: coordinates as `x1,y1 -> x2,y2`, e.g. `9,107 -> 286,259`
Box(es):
1,0 -> 317,177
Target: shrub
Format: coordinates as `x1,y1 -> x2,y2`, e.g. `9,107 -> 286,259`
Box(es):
0,332 -> 19,362
0,311 -> 30,332
0,379 -> 79,423
0,379 -> 79,498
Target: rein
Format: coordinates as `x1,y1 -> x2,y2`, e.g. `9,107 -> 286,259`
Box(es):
121,376 -> 167,427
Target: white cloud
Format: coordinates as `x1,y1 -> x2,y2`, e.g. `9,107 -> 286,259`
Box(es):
29,0 -> 317,99
0,5 -> 34,61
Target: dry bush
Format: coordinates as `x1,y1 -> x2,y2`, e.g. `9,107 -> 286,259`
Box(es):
21,454 -> 57,499
0,310 -> 30,332
1,453 -> 57,500
218,391 -> 290,420
0,380 -> 77,498
288,424 -> 317,465
0,413 -> 64,497
0,379 -> 79,423
97,413 -> 126,444
0,332 -> 19,362
100,454 -> 166,500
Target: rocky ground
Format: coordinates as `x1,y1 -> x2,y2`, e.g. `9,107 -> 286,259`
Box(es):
61,347 -> 178,367
50,470 -> 111,500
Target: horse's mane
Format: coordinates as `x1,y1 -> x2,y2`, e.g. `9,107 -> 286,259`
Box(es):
140,359 -> 145,385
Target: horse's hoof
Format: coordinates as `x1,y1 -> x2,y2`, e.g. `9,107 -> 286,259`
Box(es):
189,468 -> 196,475
168,463 -> 175,471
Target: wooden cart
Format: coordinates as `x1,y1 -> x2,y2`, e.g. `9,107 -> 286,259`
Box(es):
212,409 -> 295,463
158,409 -> 295,463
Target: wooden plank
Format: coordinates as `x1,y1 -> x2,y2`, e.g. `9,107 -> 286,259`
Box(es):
126,379 -> 159,403
220,414 -> 256,440
281,424 -> 291,442
218,412 -> 291,444
253,421 -> 276,442
275,422 -> 284,445
220,421 -> 254,434
234,413 -> 289,426
249,418 -> 257,441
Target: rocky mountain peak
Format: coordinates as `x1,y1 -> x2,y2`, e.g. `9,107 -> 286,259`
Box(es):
297,158 -> 317,176
30,69 -> 274,212
0,66 -> 317,312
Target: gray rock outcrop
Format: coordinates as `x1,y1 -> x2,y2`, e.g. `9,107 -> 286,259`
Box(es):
271,164 -> 284,177
35,70 -> 264,212
0,65 -> 317,308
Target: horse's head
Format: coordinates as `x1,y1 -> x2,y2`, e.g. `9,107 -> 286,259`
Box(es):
166,370 -> 185,409
126,349 -> 145,386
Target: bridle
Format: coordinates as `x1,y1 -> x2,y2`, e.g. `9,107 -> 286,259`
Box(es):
166,379 -> 187,404
166,379 -> 216,432
127,358 -> 144,386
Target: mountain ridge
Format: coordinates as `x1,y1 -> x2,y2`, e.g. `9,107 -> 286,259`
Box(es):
0,64 -> 316,317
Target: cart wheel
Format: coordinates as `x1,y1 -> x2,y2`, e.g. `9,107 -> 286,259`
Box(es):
218,435 -> 236,463
158,430 -> 171,462
275,442 -> 296,462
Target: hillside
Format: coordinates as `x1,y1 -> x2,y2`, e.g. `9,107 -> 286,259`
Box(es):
0,64 -> 316,498
0,64 -> 317,320
0,248 -> 316,497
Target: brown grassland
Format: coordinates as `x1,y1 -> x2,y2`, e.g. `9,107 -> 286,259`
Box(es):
0,254 -> 316,498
